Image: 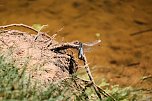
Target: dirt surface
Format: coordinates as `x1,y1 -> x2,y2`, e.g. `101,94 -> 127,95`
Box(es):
0,0 -> 152,90
0,29 -> 78,86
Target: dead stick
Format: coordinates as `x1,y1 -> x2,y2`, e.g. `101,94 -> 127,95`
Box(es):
49,41 -> 80,50
0,24 -> 51,41
0,24 -> 38,33
130,28 -> 152,36
47,34 -> 57,47
53,26 -> 64,35
77,77 -> 116,101
81,54 -> 102,100
97,86 -> 116,101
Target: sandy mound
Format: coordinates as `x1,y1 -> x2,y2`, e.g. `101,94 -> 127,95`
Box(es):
0,29 -> 79,85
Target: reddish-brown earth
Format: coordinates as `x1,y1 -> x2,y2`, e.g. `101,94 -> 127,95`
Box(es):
0,0 -> 152,90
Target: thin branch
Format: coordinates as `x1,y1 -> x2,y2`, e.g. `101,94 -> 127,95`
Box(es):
127,62 -> 140,67
0,24 -> 51,41
46,26 -> 64,47
0,24 -> 38,33
53,26 -> 64,35
80,56 -> 116,100
130,28 -> 152,36
79,40 -> 115,100
47,34 -> 57,47
80,54 -> 102,100
77,77 -> 116,101
48,41 -> 80,50
97,86 -> 116,101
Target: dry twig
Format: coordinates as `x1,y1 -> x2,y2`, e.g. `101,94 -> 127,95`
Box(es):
0,24 -> 38,33
0,24 -> 53,42
47,34 -> 57,47
46,26 -> 64,47
77,77 -> 116,101
49,41 -> 80,50
130,28 -> 152,36
80,54 -> 102,100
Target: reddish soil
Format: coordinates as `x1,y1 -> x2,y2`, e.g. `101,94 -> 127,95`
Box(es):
0,0 -> 152,89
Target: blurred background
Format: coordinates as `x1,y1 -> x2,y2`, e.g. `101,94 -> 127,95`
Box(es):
0,0 -> 152,89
